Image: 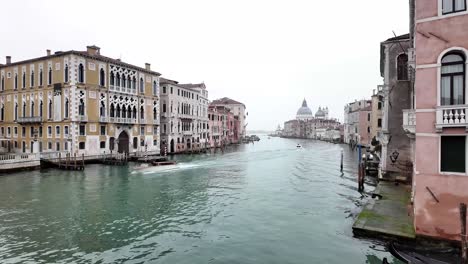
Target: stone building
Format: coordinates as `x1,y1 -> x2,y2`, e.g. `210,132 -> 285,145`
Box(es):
159,78 -> 209,154
0,46 -> 161,156
378,34 -> 413,175
370,86 -> 384,141
210,97 -> 247,140
343,99 -> 372,146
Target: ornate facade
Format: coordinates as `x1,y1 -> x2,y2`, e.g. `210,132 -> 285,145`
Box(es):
0,46 -> 160,156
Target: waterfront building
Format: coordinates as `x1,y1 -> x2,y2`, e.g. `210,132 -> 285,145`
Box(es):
378,34 -> 414,175
0,46 -> 161,156
159,78 -> 209,154
210,97 -> 247,141
370,87 -> 384,142
410,0 -> 468,241
343,100 -> 372,146
283,99 -> 341,141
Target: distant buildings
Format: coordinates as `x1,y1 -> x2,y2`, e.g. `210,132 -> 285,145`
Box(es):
210,97 -> 247,139
282,99 -> 341,141
343,99 -> 372,146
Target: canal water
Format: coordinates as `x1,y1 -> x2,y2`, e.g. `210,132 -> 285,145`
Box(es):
0,136 -> 403,263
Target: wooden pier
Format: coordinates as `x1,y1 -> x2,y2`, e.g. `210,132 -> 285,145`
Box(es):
43,153 -> 85,170
101,152 -> 128,166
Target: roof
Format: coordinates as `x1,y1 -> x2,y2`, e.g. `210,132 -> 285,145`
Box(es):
384,33 -> 410,42
0,49 -> 161,76
159,77 -> 179,85
211,97 -> 245,106
179,83 -> 206,89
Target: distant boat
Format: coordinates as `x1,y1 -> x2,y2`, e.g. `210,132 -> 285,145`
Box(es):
296,144 -> 302,149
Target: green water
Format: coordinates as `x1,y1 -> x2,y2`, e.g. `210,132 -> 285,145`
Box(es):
0,136 -> 402,263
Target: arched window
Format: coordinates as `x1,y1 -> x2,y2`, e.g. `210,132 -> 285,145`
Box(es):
153,107 -> 157,119
442,0 -> 466,15
140,105 -> 144,119
39,69 -> 43,86
64,99 -> 69,118
0,105 -> 4,121
132,77 -> 136,91
110,103 -> 115,117
441,52 -> 465,105
116,105 -> 121,118
139,78 -> 144,93
122,105 -> 127,118
133,137 -> 138,149
14,103 -> 18,120
48,67 -> 52,85
100,68 -> 105,86
79,99 -> 85,116
132,106 -> 137,119
22,72 -> 26,88
30,71 -> 35,87
22,102 -> 26,117
31,102 -> 35,116
153,81 -> 157,95
78,63 -> 84,83
110,72 -> 115,86
116,73 -> 121,87
100,102 -> 105,117
64,64 -> 69,83
127,77 -> 131,88
122,75 -> 127,88
39,101 -> 43,117
1,76 -> 4,91
14,74 -> 18,89
397,54 -> 408,81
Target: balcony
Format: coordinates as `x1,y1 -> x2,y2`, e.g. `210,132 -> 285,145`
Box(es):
436,105 -> 468,131
140,119 -> 146,124
402,109 -> 416,135
183,131 -> 193,136
78,115 -> 88,122
17,116 -> 42,124
99,116 -> 108,123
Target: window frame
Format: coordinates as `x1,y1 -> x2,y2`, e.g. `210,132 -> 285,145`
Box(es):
442,0 -> 467,15
440,135 -> 467,175
440,52 -> 465,106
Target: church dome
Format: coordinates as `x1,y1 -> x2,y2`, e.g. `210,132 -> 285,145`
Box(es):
296,99 -> 313,120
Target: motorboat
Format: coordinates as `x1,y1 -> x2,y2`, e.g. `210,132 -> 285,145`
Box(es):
296,144 -> 302,149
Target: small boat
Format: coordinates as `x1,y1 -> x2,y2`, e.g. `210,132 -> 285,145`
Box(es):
296,144 -> 302,149
389,243 -> 458,264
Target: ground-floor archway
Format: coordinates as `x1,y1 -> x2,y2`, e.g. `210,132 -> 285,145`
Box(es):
118,131 -> 129,153
170,139 -> 175,153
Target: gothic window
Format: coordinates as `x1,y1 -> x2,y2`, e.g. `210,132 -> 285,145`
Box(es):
31,102 -> 35,116
397,54 -> 408,81
441,52 -> 465,105
0,105 -> 4,121
122,105 -> 127,118
122,75 -> 127,88
22,102 -> 26,117
110,103 -> 115,117
116,105 -> 121,118
14,73 -> 18,89
78,63 -> 84,83
64,64 -> 69,83
14,104 -> 18,120
139,78 -> 144,93
48,100 -> 52,119
39,101 -> 43,117
132,76 -> 136,90
39,69 -> 43,86
79,99 -> 85,116
110,72 -> 115,86
65,99 -> 69,118
100,68 -> 105,86
100,101 -> 105,117
48,67 -> 52,85
163,103 -> 166,113
140,105 -> 144,119
153,107 -> 157,119
132,106 -> 137,119
31,71 -> 35,87
153,81 -> 157,95
116,73 -> 121,87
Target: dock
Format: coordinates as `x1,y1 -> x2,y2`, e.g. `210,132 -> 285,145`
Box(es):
353,181 -> 416,240
42,153 -> 85,171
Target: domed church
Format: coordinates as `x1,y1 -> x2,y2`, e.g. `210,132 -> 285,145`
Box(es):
296,99 -> 314,121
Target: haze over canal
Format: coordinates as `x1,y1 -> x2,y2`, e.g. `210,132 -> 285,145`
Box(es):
0,136 -> 402,263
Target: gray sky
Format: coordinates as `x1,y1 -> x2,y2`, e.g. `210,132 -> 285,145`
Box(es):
0,0 -> 409,130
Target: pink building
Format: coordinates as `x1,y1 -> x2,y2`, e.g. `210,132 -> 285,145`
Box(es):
412,0 -> 468,241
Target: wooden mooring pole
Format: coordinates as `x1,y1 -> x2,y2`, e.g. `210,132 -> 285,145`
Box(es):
340,150 -> 343,172
461,203 -> 467,264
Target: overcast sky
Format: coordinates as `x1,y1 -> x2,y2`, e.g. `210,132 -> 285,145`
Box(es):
0,0 -> 409,131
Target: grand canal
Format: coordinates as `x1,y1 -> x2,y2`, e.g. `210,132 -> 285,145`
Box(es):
0,136 -> 402,263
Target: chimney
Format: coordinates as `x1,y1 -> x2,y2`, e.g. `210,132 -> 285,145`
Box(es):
145,63 -> 151,71
46,49 -> 51,56
6,56 -> 11,65
86,45 -> 100,55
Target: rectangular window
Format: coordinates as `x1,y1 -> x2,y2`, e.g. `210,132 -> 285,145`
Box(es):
100,141 -> 106,149
64,126 -> 68,135
22,127 -> 26,137
48,126 -> 52,136
378,102 -> 382,110
163,86 -> 166,93
64,142 -> 68,150
56,142 -> 60,151
170,87 -> 173,94
441,136 -> 466,173
79,142 -> 85,149
378,119 -> 382,128
443,0 -> 466,14
48,141 -> 52,150
153,140 -> 157,146
30,127 -> 34,137
367,113 -> 371,121
56,126 -> 60,135
140,126 -> 145,136
79,125 -> 85,136
100,125 -> 106,135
